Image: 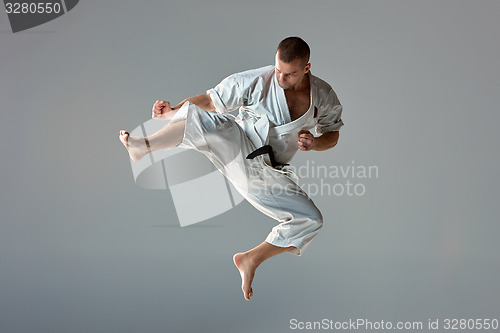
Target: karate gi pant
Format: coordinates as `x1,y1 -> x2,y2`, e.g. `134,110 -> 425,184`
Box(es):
169,102 -> 323,256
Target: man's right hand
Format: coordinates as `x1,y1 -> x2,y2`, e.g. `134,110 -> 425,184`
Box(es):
152,100 -> 173,120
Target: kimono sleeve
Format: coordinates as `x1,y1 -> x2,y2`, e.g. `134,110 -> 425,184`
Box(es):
315,89 -> 344,135
206,73 -> 249,115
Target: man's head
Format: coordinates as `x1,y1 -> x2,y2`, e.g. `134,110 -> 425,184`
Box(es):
275,37 -> 311,90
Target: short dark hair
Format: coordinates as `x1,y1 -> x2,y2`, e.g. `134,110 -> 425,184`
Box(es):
276,37 -> 310,65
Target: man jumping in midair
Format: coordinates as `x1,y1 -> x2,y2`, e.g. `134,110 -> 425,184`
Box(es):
119,37 -> 344,300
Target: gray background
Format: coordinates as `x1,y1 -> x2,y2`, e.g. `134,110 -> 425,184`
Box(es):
1,1 -> 499,332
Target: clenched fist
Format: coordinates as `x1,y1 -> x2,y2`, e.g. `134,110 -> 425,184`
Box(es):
298,130 -> 316,151
152,100 -> 173,120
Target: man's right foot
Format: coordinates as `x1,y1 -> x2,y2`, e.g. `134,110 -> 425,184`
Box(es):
233,252 -> 257,301
119,130 -> 149,161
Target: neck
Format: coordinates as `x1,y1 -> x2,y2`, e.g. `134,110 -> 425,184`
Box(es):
286,73 -> 310,93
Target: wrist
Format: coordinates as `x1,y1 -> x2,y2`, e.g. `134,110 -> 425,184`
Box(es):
310,137 -> 319,151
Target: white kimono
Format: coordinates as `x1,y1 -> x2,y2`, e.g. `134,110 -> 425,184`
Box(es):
169,65 -> 344,255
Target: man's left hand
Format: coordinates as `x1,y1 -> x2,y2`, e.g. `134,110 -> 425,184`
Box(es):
298,130 -> 316,151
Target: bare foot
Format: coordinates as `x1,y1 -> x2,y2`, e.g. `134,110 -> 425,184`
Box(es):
233,252 -> 257,301
119,130 -> 149,161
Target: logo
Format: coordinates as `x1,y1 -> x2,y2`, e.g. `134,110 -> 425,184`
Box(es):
3,0 -> 79,33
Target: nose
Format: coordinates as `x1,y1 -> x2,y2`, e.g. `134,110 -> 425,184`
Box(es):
276,71 -> 284,82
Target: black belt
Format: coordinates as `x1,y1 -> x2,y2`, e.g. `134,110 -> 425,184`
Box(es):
246,145 -> 289,169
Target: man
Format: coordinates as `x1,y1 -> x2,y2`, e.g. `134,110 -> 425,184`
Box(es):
119,37 -> 344,301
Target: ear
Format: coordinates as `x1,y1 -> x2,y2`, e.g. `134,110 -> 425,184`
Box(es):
304,63 -> 311,73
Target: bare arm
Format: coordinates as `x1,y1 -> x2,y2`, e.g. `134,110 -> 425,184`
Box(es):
152,94 -> 216,119
298,130 -> 339,151
171,93 -> 216,112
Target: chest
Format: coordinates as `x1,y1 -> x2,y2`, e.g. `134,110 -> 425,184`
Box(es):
284,90 -> 311,121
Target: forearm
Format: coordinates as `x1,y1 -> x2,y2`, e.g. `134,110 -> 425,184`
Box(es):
312,131 -> 339,151
172,93 -> 216,112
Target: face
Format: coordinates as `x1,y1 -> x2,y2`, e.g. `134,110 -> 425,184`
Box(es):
275,51 -> 311,90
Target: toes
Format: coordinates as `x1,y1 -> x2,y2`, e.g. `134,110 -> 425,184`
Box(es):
243,286 -> 253,300
119,131 -> 130,148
